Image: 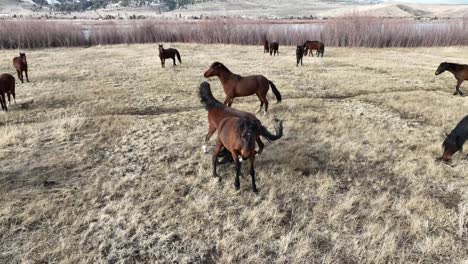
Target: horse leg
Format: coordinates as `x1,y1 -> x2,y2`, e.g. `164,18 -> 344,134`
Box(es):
232,151 -> 241,190
203,125 -> 216,153
228,98 -> 235,107
16,70 -> 23,83
456,80 -> 463,96
6,92 -> 11,107
212,140 -> 223,181
223,96 -> 234,106
172,57 -> 176,66
256,94 -> 264,113
263,97 -> 269,115
248,155 -> 257,193
25,70 -> 29,82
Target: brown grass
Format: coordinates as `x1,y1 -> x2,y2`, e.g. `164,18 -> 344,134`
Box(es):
0,44 -> 467,263
1,17 -> 468,49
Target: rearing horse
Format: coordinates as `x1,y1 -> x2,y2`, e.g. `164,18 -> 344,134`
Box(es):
203,62 -> 282,114
199,81 -> 283,155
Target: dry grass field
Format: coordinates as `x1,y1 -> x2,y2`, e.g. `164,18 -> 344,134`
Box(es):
0,43 -> 468,263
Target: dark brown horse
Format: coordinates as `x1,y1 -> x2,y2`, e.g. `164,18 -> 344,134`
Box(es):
203,62 -> 282,114
263,40 -> 269,53
158,44 -> 181,68
441,115 -> 468,161
435,62 -> 468,96
199,81 -> 283,155
296,45 -> 304,67
0,73 -> 16,108
303,40 -> 325,57
13,52 -> 29,83
269,42 -> 279,56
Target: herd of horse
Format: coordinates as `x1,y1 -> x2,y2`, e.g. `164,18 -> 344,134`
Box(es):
0,43 -> 467,192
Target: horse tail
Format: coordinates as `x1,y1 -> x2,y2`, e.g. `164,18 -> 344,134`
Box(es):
175,50 -> 182,63
260,120 -> 283,142
199,81 -> 223,110
268,80 -> 282,103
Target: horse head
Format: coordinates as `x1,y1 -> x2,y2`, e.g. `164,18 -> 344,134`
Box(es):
442,132 -> 463,161
19,52 -> 27,64
435,62 -> 449,75
204,62 -> 226,78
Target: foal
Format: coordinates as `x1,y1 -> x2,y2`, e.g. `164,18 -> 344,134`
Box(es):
435,62 -> 468,96
13,52 -> 29,83
296,45 -> 304,66
203,62 -> 282,113
441,115 -> 468,161
158,44 -> 182,68
269,42 -> 279,56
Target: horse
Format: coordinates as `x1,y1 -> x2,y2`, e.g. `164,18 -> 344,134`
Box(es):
303,40 -> 325,57
158,44 -> 181,68
435,62 -> 468,96
198,81 -> 283,156
0,73 -> 16,107
13,52 -> 29,83
296,45 -> 304,67
263,40 -> 269,53
269,42 -> 279,56
441,115 -> 468,162
212,117 -> 282,192
203,62 -> 282,114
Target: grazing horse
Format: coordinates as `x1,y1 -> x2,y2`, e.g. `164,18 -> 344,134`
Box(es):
0,73 -> 16,107
13,52 -> 29,83
269,42 -> 279,56
203,62 -> 282,113
263,40 -> 269,53
303,40 -> 325,57
212,117 -> 282,192
441,115 -> 468,161
296,45 -> 304,67
158,44 -> 181,68
435,62 -> 468,96
198,81 -> 283,155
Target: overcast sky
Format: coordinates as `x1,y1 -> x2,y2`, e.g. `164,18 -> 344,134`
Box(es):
387,0 -> 468,3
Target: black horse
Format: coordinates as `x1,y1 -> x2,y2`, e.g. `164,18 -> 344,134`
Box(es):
269,42 -> 279,56
442,115 -> 468,161
296,45 -> 304,66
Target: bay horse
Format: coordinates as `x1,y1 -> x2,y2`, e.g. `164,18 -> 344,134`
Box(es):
203,62 -> 282,114
158,44 -> 181,68
263,40 -> 269,53
198,81 -> 283,155
212,116 -> 282,192
303,40 -> 325,57
269,42 -> 279,56
0,73 -> 16,108
13,52 -> 29,83
296,45 -> 304,67
435,62 -> 468,96
441,115 -> 468,162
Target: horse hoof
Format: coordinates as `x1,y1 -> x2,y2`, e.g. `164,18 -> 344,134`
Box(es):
252,188 -> 258,193
235,185 -> 240,191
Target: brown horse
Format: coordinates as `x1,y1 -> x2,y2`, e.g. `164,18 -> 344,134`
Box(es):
0,73 -> 16,108
303,40 -> 325,57
13,52 -> 29,83
296,45 -> 304,67
199,81 -> 283,155
269,42 -> 279,56
435,62 -> 468,96
203,62 -> 282,114
263,40 -> 269,53
158,44 -> 181,68
212,116 -> 282,192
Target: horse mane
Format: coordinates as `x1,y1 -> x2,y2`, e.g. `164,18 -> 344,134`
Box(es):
199,81 -> 224,110
211,62 -> 231,73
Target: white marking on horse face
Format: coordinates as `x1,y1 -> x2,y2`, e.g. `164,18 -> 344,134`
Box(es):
202,145 -> 208,153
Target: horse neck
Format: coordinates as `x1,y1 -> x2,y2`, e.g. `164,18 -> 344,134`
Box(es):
217,69 -> 234,83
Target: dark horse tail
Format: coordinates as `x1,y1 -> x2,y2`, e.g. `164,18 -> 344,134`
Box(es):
175,50 -> 182,63
260,120 -> 283,142
199,81 -> 223,110
268,80 -> 282,103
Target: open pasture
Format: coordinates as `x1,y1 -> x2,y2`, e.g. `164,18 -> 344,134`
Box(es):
0,43 -> 468,263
